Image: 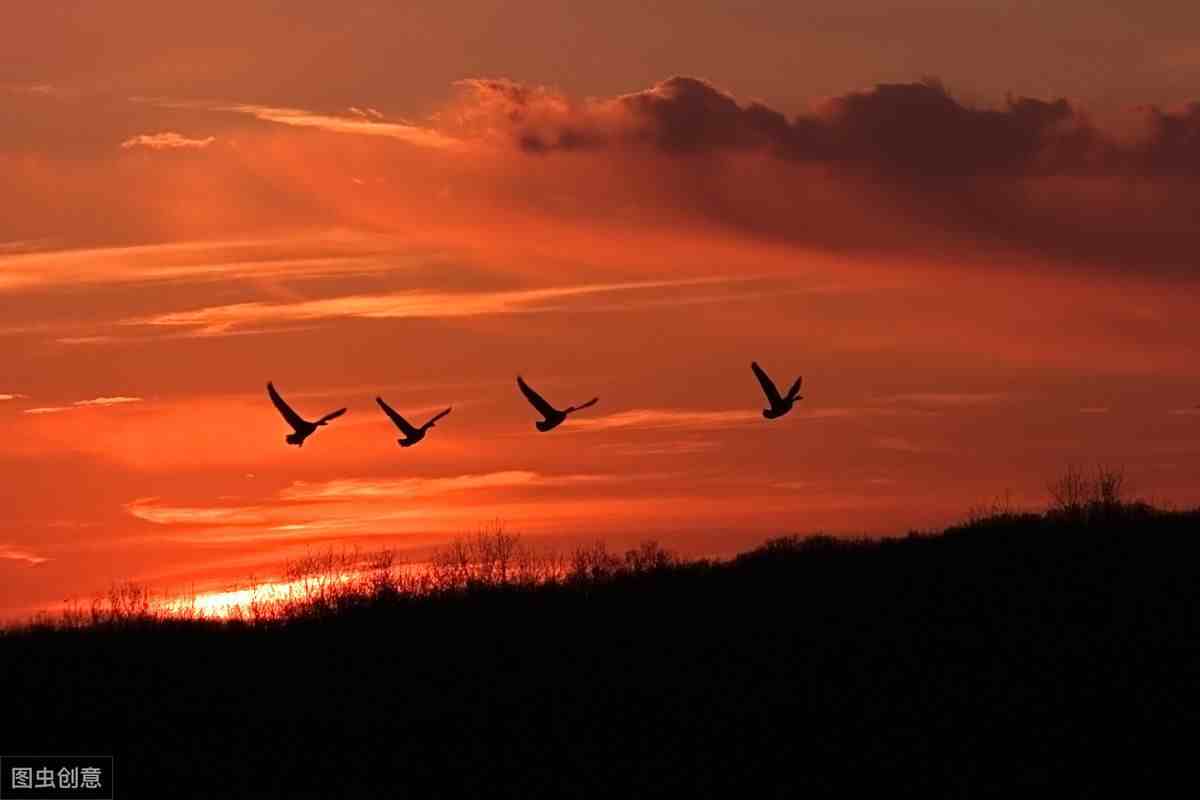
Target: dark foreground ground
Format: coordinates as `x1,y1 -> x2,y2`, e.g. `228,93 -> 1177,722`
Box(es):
3,506 -> 1200,798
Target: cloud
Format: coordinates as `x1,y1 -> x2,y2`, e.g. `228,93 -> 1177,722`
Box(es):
280,471 -> 612,502
804,406 -> 941,419
600,440 -> 719,457
56,336 -> 119,345
214,103 -> 459,149
1080,406 -> 1111,414
123,470 -> 633,543
458,75 -> 1200,176
0,545 -> 49,566
882,392 -> 1009,407
443,76 -> 1200,274
23,396 -> 142,414
15,78 -> 1200,279
563,406 -> 942,432
123,277 -> 738,335
0,239 -> 54,254
126,498 -> 275,526
0,393 -> 26,401
456,75 -> 1086,170
0,233 -> 403,294
121,132 -> 216,150
348,107 -> 384,121
570,408 -> 760,432
77,396 -> 143,407
874,436 -> 932,453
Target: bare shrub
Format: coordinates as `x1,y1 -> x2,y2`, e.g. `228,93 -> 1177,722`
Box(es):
965,489 -> 1023,525
430,538 -> 473,590
366,549 -> 397,596
514,540 -> 563,586
569,541 -> 622,582
87,581 -> 156,627
623,540 -> 676,573
473,525 -> 521,587
1047,463 -> 1130,520
1048,464 -> 1090,517
1094,464 -> 1127,509
425,524 -> 562,591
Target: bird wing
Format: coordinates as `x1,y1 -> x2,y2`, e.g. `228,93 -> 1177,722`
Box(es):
267,382 -> 308,430
376,397 -> 418,436
517,376 -> 558,417
422,407 -> 452,429
316,408 -> 347,425
751,362 -> 783,406
785,376 -> 803,400
573,397 -> 599,412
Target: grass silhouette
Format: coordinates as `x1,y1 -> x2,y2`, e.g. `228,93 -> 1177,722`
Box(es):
2,471 -> 1199,797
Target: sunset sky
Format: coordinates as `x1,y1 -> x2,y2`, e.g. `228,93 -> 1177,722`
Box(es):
3,1 -> 1199,618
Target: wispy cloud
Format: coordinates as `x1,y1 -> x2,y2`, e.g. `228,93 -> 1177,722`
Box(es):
600,439 -> 719,456
125,498 -> 276,526
10,83 -> 69,97
130,471 -> 616,526
573,405 -> 938,432
772,405 -> 940,420
571,408 -> 760,433
348,107 -> 384,121
75,396 -> 142,407
0,233 -> 393,294
215,103 -> 459,149
124,277 -> 735,335
874,436 -> 946,454
0,239 -> 55,254
0,545 -> 49,566
1079,406 -> 1111,414
125,503 -> 464,542
24,396 -> 142,415
280,471 -> 612,502
881,392 -> 1009,407
1169,407 -> 1200,416
56,336 -> 119,345
0,393 -> 26,401
124,470 -> 631,543
121,132 -> 215,150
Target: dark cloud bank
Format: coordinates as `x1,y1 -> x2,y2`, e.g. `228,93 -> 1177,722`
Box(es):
467,75 -> 1200,176
461,76 -> 1200,274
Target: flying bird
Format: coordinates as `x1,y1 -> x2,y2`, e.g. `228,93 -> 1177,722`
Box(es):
751,361 -> 803,419
517,376 -> 598,432
376,397 -> 451,447
267,381 -> 346,447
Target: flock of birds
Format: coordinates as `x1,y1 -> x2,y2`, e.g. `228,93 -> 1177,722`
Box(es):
266,362 -> 803,448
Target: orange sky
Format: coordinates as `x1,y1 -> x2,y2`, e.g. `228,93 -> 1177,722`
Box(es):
2,2 -> 1199,618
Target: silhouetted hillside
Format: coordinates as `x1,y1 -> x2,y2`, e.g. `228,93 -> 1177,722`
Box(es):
3,502 -> 1199,797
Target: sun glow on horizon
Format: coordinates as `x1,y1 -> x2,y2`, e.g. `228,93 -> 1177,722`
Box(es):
157,571 -> 364,619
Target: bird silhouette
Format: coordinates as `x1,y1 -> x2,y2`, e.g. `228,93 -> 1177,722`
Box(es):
376,397 -> 451,447
267,382 -> 346,447
517,375 -> 598,432
751,362 -> 803,419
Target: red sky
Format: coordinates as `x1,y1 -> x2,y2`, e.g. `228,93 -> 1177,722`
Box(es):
2,2 -> 1199,618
